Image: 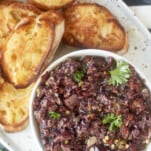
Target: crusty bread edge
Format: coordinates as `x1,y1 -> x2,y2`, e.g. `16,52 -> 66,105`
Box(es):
28,0 -> 75,10
63,27 -> 128,54
42,20 -> 65,71
10,1 -> 41,15
38,11 -> 65,71
0,0 -> 41,14
116,32 -> 128,54
0,0 -> 17,6
64,3 -> 115,18
0,116 -> 29,132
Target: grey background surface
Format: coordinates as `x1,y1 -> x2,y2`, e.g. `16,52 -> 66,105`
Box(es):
125,0 -> 151,5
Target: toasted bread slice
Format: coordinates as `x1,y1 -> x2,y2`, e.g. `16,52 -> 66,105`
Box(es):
0,72 -> 33,132
0,1 -> 41,50
1,11 -> 64,88
63,3 -> 128,53
28,0 -> 75,10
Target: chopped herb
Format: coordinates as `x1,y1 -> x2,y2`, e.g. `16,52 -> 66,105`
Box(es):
73,64 -> 86,83
108,60 -> 131,86
58,148 -> 63,151
48,137 -> 53,143
48,111 -> 61,119
74,70 -> 85,83
82,63 -> 87,73
103,113 -> 116,124
103,113 -> 122,131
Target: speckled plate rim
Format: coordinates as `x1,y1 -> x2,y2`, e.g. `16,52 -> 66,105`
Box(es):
29,49 -> 151,151
1,0 -> 151,150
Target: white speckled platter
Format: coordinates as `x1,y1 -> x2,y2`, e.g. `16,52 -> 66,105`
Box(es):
0,0 -> 151,151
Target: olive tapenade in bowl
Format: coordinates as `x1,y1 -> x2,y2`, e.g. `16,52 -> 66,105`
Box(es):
30,49 -> 151,151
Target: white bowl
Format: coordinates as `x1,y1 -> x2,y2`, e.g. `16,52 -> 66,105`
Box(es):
29,49 -> 151,151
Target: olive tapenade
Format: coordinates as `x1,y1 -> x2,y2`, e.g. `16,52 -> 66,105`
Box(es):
33,56 -> 151,151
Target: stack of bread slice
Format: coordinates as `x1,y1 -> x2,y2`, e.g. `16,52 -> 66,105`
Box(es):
0,0 -> 65,132
26,0 -> 128,53
1,10 -> 65,88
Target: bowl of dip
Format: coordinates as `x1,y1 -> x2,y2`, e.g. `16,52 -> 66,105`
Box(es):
30,49 -> 151,151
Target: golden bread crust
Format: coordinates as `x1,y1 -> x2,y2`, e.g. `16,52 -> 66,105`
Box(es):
0,0 -> 17,6
1,118 -> 29,132
38,10 -> 64,25
10,1 -> 41,15
0,1 -> 41,50
28,0 -> 75,10
0,72 -> 33,132
63,3 -> 128,53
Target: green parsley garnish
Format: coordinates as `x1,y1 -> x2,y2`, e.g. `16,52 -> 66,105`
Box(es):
73,64 -> 86,83
74,70 -> 85,83
58,148 -> 63,151
108,60 -> 131,86
102,113 -> 122,131
48,111 -> 61,119
82,64 -> 87,73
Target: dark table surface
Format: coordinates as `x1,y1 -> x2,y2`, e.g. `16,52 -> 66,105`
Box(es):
125,0 -> 151,5
0,0 -> 151,151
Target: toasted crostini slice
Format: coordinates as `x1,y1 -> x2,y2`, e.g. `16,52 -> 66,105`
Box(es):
63,3 -> 128,53
0,72 -> 34,132
0,0 -> 41,49
28,0 -> 75,10
1,11 -> 64,88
